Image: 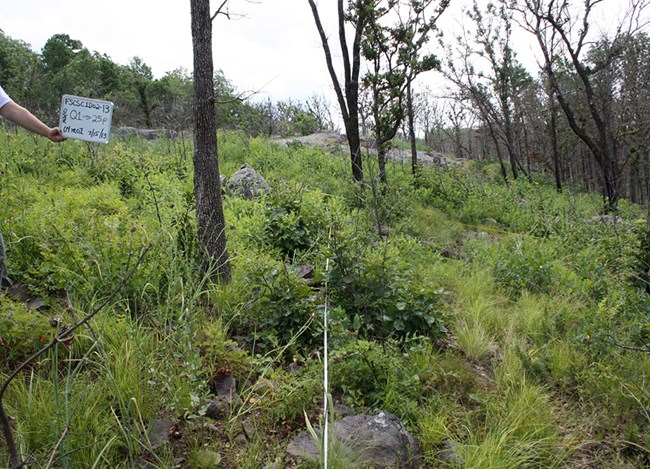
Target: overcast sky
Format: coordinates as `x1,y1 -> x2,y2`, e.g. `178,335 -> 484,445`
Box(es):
0,0 -> 641,105
1,1 -> 341,102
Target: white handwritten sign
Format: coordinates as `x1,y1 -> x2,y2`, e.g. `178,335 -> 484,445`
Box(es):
59,95 -> 113,144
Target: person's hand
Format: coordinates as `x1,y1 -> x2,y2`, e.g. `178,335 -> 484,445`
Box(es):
47,127 -> 66,142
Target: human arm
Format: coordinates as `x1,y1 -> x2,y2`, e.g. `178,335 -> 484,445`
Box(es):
0,101 -> 66,142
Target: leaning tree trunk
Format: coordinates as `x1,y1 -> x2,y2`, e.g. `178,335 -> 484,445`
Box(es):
503,122 -> 519,180
0,232 -> 7,287
307,0 -> 365,183
190,0 -> 231,282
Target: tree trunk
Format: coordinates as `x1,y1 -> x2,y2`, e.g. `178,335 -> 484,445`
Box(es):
307,0 -> 364,183
407,82 -> 418,178
191,0 -> 231,282
377,140 -> 388,187
0,232 -> 6,287
641,179 -> 650,295
503,123 -> 519,180
346,122 -> 364,183
597,151 -> 620,213
550,95 -> 562,192
138,84 -> 152,128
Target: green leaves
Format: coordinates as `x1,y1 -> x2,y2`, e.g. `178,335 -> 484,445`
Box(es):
238,262 -> 321,355
262,188 -> 326,259
493,237 -> 554,297
355,0 -> 447,169
327,234 -> 447,341
0,298 -> 52,369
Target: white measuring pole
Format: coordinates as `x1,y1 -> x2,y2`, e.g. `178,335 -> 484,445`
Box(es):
323,256 -> 330,469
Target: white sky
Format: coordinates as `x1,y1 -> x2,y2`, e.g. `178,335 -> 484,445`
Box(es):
0,0 -> 339,102
0,0 -> 642,105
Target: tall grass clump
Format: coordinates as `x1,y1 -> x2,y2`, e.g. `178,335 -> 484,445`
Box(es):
457,350 -> 566,468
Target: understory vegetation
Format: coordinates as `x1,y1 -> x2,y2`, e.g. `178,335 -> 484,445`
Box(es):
1,130 -> 649,467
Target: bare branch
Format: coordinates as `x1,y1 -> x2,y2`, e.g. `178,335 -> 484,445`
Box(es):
211,0 -> 230,21
608,334 -> 650,353
0,245 -> 150,469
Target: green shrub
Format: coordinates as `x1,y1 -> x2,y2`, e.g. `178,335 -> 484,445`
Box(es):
330,339 -> 392,407
327,235 -> 447,340
262,188 -> 326,259
0,298 -> 52,370
261,364 -> 322,423
235,259 -> 322,355
578,286 -> 650,358
396,205 -> 465,246
492,237 -> 554,297
422,166 -> 478,212
200,318 -> 252,383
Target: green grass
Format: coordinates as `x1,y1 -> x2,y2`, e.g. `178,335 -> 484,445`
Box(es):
1,130 -> 649,467
455,320 -> 496,363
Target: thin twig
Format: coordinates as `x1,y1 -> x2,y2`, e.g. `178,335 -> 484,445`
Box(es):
145,173 -> 163,227
0,245 -> 150,469
34,442 -> 99,468
44,422 -> 70,469
608,334 -> 650,353
211,0 -> 230,21
66,290 -> 98,341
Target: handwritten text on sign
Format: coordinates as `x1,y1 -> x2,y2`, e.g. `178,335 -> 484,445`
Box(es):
59,95 -> 114,144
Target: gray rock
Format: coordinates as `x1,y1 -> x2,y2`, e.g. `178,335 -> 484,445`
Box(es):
194,449 -> 221,467
333,403 -> 356,418
273,133 -> 464,169
115,127 -> 177,140
287,410 -> 423,468
205,372 -> 241,419
4,283 -> 45,309
226,164 -> 272,199
296,264 -> 315,280
146,419 -> 174,448
421,152 -> 463,168
205,398 -> 229,419
437,439 -> 464,465
214,373 -> 237,399
464,231 -> 490,241
287,361 -> 301,374
591,214 -> 624,226
482,218 -> 500,226
234,433 -> 248,446
26,297 -> 45,310
205,395 -> 243,418
242,416 -> 256,439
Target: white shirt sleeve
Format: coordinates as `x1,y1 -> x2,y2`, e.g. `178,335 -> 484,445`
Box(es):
0,85 -> 13,109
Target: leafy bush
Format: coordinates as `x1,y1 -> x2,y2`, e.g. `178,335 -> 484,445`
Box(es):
330,339 -> 395,408
422,166 -> 478,212
199,318 -> 252,383
233,258 -> 322,355
260,365 -> 322,423
0,298 -> 52,369
492,237 -> 554,297
578,286 -> 650,357
262,188 -> 326,259
327,234 -> 447,340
